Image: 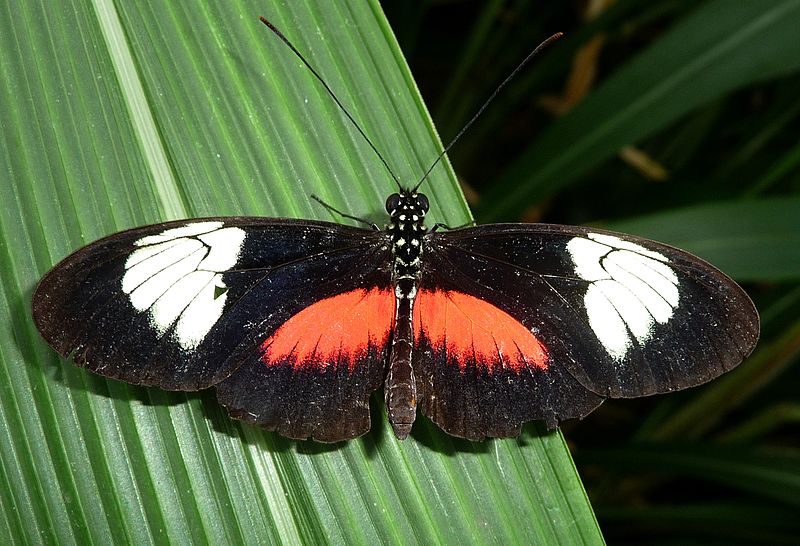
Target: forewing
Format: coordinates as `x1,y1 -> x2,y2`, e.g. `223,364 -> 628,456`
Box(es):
416,223 -> 758,438
33,217 -> 393,393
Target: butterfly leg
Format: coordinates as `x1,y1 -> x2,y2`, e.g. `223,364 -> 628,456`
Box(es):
429,220 -> 477,233
310,194 -> 380,230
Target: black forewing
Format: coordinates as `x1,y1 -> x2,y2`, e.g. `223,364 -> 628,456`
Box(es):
33,217 -> 393,395
417,223 -> 758,437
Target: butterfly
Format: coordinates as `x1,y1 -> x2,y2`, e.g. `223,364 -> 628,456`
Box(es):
31,19 -> 759,443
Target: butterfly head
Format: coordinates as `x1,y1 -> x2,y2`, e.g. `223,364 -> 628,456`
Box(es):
385,189 -> 429,221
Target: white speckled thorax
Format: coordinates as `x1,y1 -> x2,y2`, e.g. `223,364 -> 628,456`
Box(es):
385,190 -> 429,299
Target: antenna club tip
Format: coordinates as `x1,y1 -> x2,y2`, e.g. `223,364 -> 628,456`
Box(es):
259,16 -> 273,28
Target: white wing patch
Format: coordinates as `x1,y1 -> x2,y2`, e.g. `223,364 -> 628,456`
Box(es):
122,222 -> 246,351
567,233 -> 679,360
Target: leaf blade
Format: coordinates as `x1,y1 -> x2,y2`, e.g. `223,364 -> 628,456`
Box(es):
0,1 -> 602,544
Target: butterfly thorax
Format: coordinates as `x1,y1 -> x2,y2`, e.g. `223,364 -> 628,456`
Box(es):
384,189 -> 429,439
386,190 -> 428,287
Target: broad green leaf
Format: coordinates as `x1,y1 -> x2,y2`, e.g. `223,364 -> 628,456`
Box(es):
608,197 -> 800,282
478,0 -> 800,221
0,1 -> 602,544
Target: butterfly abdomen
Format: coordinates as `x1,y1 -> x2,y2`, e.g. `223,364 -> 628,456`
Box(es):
386,287 -> 416,439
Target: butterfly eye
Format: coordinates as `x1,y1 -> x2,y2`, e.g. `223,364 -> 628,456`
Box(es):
385,193 -> 401,213
416,194 -> 429,213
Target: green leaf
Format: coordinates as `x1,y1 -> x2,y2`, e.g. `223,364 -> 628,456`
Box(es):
607,197 -> 800,282
0,1 -> 602,544
478,0 -> 800,221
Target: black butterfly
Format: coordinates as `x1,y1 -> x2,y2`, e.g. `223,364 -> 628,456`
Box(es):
32,20 -> 759,443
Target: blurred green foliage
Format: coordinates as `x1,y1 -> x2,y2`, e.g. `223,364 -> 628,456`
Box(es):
385,0 -> 800,543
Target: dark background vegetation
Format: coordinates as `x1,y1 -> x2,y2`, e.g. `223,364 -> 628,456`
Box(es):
384,1 -> 800,543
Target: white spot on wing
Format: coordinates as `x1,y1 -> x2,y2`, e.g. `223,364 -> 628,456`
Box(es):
595,279 -> 652,341
123,239 -> 203,294
568,233 -> 680,360
135,221 -> 223,246
128,247 -> 206,310
584,285 -> 630,361
197,228 -> 246,271
613,250 -> 678,307
566,237 -> 610,281
606,250 -> 678,311
588,233 -> 668,262
125,238 -> 183,268
149,271 -> 216,336
123,222 -> 246,350
174,276 -> 230,350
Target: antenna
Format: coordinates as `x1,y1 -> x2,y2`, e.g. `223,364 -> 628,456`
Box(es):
262,17 -> 562,193
259,17 -> 403,189
411,32 -> 563,191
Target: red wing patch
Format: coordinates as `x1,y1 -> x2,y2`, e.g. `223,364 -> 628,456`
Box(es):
261,288 -> 394,371
414,289 -> 548,373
